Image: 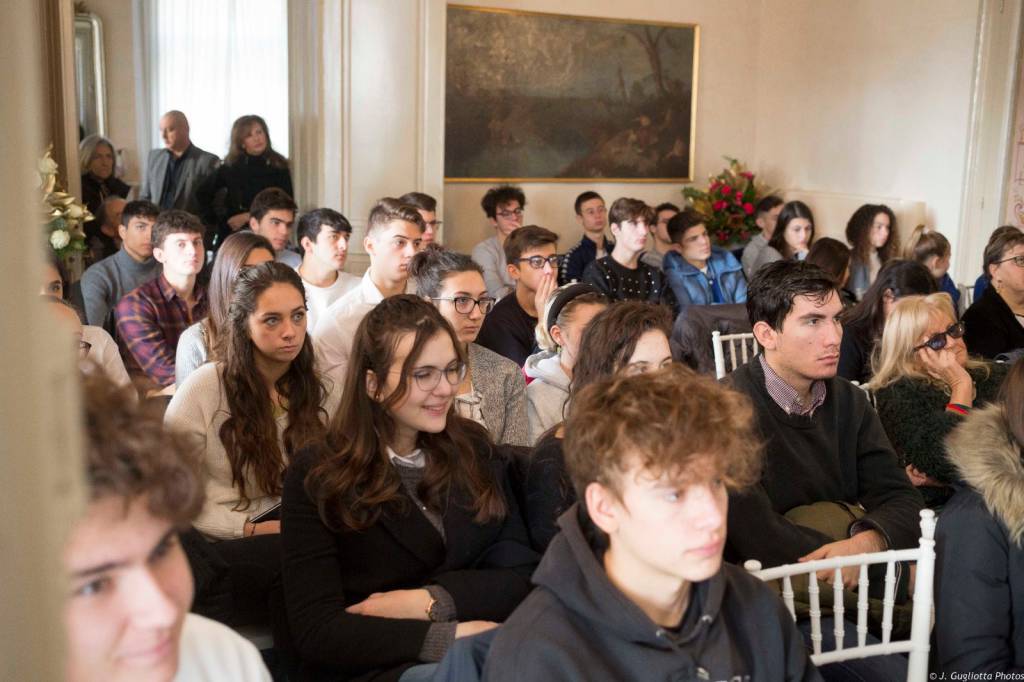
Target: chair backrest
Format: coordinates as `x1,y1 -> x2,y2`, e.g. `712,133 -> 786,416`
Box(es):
744,509 -> 936,682
957,283 -> 974,316
711,330 -> 760,379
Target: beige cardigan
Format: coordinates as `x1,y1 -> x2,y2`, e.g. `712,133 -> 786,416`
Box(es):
165,362 -> 339,540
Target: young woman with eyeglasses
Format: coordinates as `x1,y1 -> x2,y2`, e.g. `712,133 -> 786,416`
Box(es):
280,295 -> 537,680
837,259 -> 937,383
410,244 -> 529,446
963,229 -> 1024,358
867,293 -> 1005,507
524,301 -> 674,552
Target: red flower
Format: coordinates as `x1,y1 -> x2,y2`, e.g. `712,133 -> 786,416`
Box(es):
736,189 -> 744,198
710,181 -> 721,191
739,230 -> 750,241
743,202 -> 754,215
720,184 -> 732,195
713,200 -> 727,211
740,171 -> 754,179
716,231 -> 729,243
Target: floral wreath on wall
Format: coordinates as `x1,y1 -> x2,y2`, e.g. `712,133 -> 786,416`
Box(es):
682,157 -> 770,247
39,145 -> 91,259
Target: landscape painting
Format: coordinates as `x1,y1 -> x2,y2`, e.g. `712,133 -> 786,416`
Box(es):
445,6 -> 699,182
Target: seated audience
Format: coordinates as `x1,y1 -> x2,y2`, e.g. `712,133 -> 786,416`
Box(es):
963,228 -> 1024,359
247,187 -> 301,268
806,237 -> 855,307
903,224 -> 959,307
973,224 -> 1022,302
582,197 -> 665,303
281,295 -> 538,680
559,191 -> 611,284
295,208 -> 360,330
412,245 -> 529,446
196,114 -> 293,248
524,283 -> 607,443
175,231 -> 275,386
742,195 -> 784,279
399,191 -> 441,246
484,366 -> 819,682
115,210 -> 208,391
79,134 -> 130,219
936,359 -> 1024,674
748,200 -> 815,273
166,262 -> 334,624
85,195 -> 126,264
846,204 -> 898,298
662,208 -> 747,310
526,301 -> 673,552
725,260 -> 922,680
476,225 -> 559,366
138,110 -> 220,213
65,375 -> 271,681
314,198 -> 423,386
639,201 -> 680,271
838,259 -> 936,383
868,293 -> 1006,508
81,200 -> 161,332
472,184 -> 525,298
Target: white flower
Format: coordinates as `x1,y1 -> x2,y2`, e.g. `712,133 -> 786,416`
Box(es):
66,203 -> 84,219
37,154 -> 58,177
50,229 -> 70,250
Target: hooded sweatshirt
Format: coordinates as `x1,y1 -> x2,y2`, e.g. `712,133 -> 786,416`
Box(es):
935,403 -> 1024,673
524,351 -> 571,444
483,505 -> 822,682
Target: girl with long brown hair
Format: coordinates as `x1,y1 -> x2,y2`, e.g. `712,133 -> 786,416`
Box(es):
175,230 -> 275,385
196,114 -> 294,248
846,203 -> 899,298
280,295 -> 536,681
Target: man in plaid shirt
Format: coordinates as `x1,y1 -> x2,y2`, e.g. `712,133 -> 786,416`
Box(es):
115,210 -> 208,392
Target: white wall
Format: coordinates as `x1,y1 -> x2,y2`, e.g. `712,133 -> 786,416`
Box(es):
441,0 -> 763,253
752,0 -> 983,277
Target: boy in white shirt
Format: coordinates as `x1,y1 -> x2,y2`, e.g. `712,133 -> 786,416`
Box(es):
296,208 -> 360,331
63,375 -> 270,682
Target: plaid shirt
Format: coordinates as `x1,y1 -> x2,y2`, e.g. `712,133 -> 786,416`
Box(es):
759,354 -> 826,416
115,274 -> 207,388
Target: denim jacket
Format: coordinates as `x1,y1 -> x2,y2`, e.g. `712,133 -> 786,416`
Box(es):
663,248 -> 747,310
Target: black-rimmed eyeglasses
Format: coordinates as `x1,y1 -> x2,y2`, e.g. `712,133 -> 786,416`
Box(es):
913,321 -> 965,352
431,296 -> 496,315
517,255 -> 561,270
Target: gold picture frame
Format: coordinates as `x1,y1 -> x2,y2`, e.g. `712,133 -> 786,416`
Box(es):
445,5 -> 699,183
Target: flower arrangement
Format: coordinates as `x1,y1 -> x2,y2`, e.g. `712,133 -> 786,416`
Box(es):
682,157 -> 769,247
39,145 -> 91,259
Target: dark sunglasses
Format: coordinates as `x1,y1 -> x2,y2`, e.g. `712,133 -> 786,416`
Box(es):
913,321 -> 965,352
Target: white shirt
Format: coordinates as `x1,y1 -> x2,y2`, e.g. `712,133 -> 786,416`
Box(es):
313,269 -> 415,390
299,269 -> 360,332
81,325 -> 132,389
276,249 -> 302,269
387,446 -> 425,468
174,613 -> 271,681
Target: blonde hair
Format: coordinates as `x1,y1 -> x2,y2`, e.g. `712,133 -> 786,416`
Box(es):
902,224 -> 951,263
534,284 -> 607,353
868,293 -> 988,391
78,134 -> 116,175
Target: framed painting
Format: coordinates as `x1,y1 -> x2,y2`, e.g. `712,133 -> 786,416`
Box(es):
445,5 -> 699,182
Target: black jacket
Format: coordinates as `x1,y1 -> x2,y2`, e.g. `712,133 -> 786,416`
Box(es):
195,154 -> 293,246
280,443 -> 538,682
483,505 -> 821,682
963,285 -> 1024,359
725,359 -> 923,568
935,403 -> 1024,673
523,434 -> 573,552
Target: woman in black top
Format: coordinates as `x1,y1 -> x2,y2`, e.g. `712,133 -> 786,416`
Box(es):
196,114 -> 293,248
281,295 -> 536,682
79,135 -> 130,220
963,229 -> 1024,359
838,259 -> 936,384
525,301 -> 673,552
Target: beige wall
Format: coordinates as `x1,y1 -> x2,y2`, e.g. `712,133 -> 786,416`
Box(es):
442,0 -> 762,253
86,0 -> 141,184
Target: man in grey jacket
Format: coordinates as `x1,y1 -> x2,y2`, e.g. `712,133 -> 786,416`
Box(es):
138,111 -> 219,214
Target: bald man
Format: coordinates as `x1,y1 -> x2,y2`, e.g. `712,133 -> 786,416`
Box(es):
139,110 -> 220,214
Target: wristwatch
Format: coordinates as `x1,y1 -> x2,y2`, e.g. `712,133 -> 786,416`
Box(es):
425,595 -> 439,622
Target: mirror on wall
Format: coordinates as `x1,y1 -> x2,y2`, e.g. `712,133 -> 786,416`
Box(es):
74,11 -> 106,139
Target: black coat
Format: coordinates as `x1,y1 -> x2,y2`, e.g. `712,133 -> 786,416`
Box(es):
963,285 -> 1024,359
195,154 -> 293,246
935,403 -> 1024,673
280,443 -> 538,682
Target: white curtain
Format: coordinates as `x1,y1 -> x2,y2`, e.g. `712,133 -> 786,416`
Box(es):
135,0 -> 290,160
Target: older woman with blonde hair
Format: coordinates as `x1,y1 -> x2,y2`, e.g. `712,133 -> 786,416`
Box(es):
869,293 -> 1007,506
